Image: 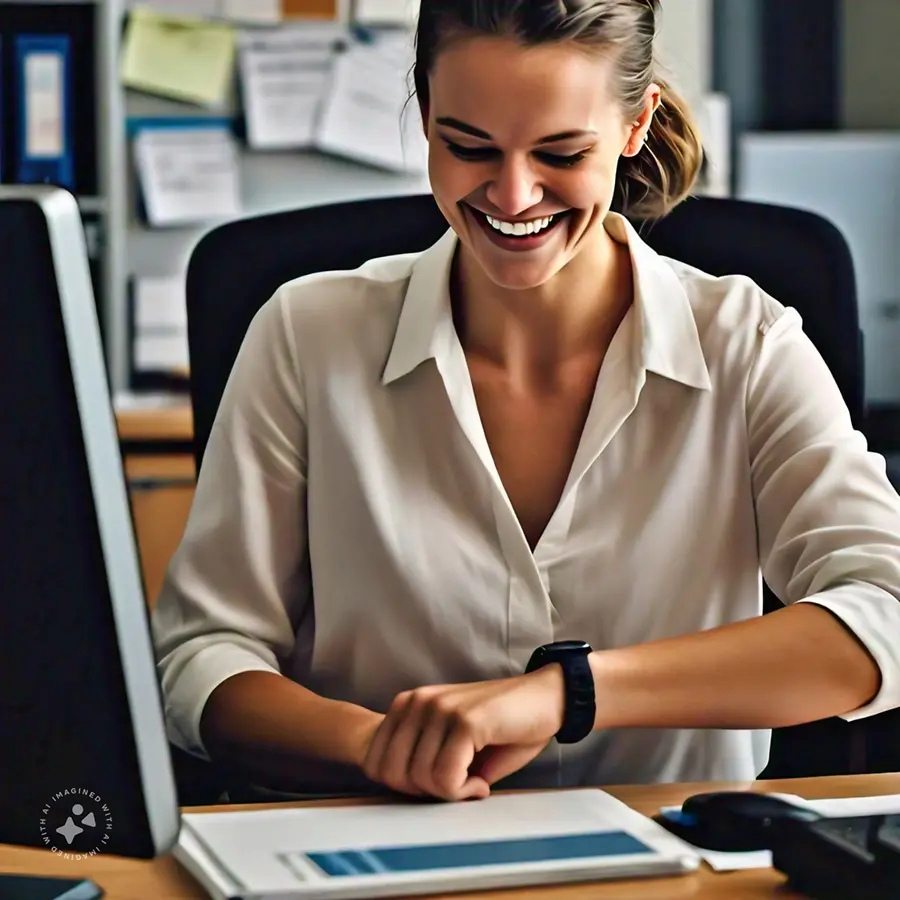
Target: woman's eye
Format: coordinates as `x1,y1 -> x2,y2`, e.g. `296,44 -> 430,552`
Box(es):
536,151 -> 587,168
443,140 -> 586,168
444,142 -> 497,161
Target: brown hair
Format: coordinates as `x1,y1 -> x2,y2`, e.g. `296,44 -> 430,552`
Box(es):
412,0 -> 705,220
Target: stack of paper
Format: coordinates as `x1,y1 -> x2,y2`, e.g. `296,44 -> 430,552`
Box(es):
174,790 -> 699,899
132,275 -> 190,374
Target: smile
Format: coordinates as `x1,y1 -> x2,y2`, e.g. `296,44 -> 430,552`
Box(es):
466,204 -> 570,252
485,214 -> 556,237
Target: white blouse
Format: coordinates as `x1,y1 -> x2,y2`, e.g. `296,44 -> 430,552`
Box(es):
151,212 -> 900,787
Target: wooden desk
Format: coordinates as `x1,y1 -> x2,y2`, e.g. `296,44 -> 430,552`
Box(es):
115,401 -> 196,608
2,774 -> 898,899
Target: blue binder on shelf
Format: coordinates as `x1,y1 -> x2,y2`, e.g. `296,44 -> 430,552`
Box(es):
14,34 -> 74,190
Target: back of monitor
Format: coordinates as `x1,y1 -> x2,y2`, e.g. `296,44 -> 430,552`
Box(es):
0,186 -> 180,858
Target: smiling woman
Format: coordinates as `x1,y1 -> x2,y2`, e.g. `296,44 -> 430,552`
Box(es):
151,0 -> 900,805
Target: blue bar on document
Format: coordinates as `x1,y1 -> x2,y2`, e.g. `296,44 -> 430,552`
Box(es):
15,35 -> 74,190
307,831 -> 654,877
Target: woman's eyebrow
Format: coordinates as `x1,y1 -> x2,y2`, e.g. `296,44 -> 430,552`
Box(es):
434,117 -> 598,144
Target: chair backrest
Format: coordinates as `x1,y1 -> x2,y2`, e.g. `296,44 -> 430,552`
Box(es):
187,193 -> 864,470
183,193 -> 876,792
186,194 -> 450,472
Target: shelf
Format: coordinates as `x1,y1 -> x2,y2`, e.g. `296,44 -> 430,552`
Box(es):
128,149 -> 431,276
115,399 -> 193,444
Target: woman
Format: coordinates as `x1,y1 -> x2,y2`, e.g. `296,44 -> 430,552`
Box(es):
152,0 -> 900,802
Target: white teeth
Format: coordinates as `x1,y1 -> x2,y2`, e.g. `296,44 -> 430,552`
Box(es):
485,214 -> 555,236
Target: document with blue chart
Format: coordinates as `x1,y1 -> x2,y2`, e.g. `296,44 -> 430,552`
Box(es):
175,789 -> 700,899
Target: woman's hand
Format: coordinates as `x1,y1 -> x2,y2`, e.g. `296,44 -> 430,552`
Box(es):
361,666 -> 566,801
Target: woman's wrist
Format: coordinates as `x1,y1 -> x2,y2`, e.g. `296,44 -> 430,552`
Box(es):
525,663 -> 567,737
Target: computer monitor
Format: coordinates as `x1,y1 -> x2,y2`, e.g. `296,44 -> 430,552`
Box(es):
0,186 -> 180,859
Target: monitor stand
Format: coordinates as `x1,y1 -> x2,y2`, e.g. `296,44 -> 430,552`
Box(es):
0,875 -> 103,899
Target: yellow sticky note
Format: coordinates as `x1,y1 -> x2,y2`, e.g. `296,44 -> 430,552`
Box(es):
120,6 -> 236,107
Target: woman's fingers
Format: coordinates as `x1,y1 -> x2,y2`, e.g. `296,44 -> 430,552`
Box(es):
470,741 -> 548,786
432,720 -> 490,800
378,696 -> 430,793
362,692 -> 425,796
408,708 -> 452,796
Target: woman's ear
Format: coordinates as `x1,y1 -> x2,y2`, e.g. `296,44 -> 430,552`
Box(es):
417,94 -> 430,138
622,83 -> 662,157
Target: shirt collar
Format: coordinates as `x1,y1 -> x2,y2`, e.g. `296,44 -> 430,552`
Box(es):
381,212 -> 711,392
606,212 -> 712,391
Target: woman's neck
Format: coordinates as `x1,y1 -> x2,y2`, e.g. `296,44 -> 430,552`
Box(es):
452,226 -> 634,390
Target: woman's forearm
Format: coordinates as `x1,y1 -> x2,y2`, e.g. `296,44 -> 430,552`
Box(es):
588,602 -> 881,731
200,670 -> 386,793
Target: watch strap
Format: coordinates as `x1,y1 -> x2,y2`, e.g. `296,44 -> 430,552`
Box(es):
526,643 -> 595,744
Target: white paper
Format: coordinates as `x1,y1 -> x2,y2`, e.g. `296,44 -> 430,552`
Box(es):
134,275 -> 187,329
114,390 -> 188,410
25,52 -> 64,158
238,24 -> 345,149
126,0 -> 221,15
222,0 -> 281,23
134,126 -> 242,227
355,0 -> 419,24
803,793 -> 900,817
314,31 -> 427,172
134,333 -> 190,372
178,790 -> 699,896
659,792 -> 900,872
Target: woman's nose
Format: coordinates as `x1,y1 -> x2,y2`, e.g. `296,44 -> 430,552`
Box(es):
484,156 -> 542,217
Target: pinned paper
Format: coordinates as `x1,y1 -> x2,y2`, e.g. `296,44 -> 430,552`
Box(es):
133,123 -> 242,226
221,0 -> 281,22
126,0 -> 221,15
238,24 -> 345,149
314,31 -> 427,172
355,0 -> 419,24
120,7 -> 236,107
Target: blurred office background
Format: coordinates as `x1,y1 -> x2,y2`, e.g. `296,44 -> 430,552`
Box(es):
0,0 -> 897,604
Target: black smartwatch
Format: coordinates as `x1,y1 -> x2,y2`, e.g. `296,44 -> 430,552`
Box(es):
525,640 -> 595,744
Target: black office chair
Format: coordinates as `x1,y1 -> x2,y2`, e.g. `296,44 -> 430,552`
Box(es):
179,192 -> 890,804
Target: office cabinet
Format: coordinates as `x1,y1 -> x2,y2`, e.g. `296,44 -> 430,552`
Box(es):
738,132 -> 900,407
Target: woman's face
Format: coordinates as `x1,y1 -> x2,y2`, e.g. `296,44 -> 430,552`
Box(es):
423,35 -> 654,292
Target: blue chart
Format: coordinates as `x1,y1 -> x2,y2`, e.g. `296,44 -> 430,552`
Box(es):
307,831 -> 654,877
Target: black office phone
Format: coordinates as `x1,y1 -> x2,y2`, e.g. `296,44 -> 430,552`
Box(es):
772,813 -> 900,899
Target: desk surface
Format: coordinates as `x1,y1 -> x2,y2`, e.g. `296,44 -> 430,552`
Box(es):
2,773 -> 899,899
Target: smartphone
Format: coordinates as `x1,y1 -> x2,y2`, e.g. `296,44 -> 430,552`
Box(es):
0,875 -> 103,899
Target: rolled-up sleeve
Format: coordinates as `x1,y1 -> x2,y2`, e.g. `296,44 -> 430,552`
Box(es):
748,305 -> 900,720
151,288 -> 309,757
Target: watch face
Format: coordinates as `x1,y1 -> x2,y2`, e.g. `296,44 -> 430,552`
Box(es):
550,640 -> 592,652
